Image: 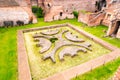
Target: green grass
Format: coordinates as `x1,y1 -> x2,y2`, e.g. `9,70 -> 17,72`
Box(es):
0,18 -> 120,80
24,27 -> 110,79
72,57 -> 120,80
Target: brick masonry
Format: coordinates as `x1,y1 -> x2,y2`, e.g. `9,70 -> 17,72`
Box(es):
113,67 -> 120,80
17,30 -> 32,80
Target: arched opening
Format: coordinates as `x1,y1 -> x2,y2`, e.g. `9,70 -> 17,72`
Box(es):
95,0 -> 107,12
113,21 -> 120,35
48,3 -> 50,7
60,12 -> 63,16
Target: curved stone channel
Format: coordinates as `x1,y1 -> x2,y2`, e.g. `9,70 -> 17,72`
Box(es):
33,29 -> 92,63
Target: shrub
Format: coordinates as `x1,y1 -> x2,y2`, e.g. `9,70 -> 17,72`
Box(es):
32,6 -> 38,13
50,38 -> 58,43
73,11 -> 79,18
32,6 -> 44,18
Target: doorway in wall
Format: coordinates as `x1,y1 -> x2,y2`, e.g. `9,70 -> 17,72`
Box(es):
113,21 -> 120,35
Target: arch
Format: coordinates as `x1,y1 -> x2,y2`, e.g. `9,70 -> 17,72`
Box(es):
60,12 -> 63,16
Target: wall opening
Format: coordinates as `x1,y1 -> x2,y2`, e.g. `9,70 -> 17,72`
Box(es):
113,21 -> 120,35
48,3 -> 50,7
95,0 -> 107,12
60,12 -> 63,16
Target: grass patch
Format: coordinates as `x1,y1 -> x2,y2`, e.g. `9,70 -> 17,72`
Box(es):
0,18 -> 120,80
72,57 -> 120,80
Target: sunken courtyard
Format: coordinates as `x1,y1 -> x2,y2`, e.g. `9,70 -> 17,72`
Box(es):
0,0 -> 120,80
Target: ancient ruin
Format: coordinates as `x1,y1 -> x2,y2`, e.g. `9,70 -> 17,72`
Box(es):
0,0 -> 37,27
29,0 -> 120,38
33,28 -> 92,63
30,0 -> 98,22
1,0 -> 120,38
78,0 -> 120,38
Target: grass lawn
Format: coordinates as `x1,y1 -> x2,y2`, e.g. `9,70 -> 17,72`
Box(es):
72,57 -> 120,80
0,18 -> 120,80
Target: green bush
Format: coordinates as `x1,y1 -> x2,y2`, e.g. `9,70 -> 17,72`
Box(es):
32,6 -> 38,13
73,11 -> 79,18
32,6 -> 44,18
50,38 -> 58,43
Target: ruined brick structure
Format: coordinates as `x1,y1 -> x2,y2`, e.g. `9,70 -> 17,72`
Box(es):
30,0 -> 120,38
0,0 -> 37,27
1,0 -> 120,38
34,0 -> 99,22
78,0 -> 120,38
104,1 -> 120,38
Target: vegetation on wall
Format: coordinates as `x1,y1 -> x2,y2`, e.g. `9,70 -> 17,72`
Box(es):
32,6 -> 44,18
73,11 -> 79,18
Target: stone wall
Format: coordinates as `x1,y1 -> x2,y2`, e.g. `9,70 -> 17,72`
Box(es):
39,0 -> 99,22
0,0 -> 37,27
77,0 -> 120,38
78,12 -> 90,24
105,3 -> 120,36
15,0 -> 31,7
52,0 -> 98,13
0,7 -> 29,26
0,0 -> 19,7
78,11 -> 106,26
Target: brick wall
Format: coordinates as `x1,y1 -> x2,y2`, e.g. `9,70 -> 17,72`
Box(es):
52,0 -> 98,13
0,7 -> 29,26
